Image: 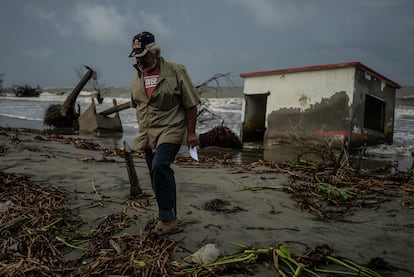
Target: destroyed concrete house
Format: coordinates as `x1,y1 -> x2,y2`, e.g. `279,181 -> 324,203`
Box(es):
239,61 -> 401,149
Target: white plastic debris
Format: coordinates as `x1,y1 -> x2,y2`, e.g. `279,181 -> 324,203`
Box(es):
189,146 -> 199,162
0,200 -> 13,212
184,243 -> 220,265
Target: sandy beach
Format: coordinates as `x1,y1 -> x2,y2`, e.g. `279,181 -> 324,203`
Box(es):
1,127 -> 413,276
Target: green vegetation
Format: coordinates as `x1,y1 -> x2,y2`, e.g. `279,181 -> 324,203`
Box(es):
13,84 -> 42,97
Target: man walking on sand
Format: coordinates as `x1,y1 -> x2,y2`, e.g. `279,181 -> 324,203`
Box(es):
129,31 -> 200,234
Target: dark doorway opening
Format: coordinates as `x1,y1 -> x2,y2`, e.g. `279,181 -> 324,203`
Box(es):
364,94 -> 385,132
241,92 -> 269,143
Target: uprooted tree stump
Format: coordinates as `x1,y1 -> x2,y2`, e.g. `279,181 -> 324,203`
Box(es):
199,126 -> 243,149
44,65 -> 97,129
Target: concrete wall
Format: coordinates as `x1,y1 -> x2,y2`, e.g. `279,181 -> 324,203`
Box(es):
351,68 -> 396,144
243,67 -> 356,116
242,67 -> 356,147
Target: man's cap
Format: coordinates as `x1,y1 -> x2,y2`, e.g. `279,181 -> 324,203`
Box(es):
129,31 -> 155,58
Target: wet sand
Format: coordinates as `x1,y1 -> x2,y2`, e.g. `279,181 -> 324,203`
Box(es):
0,127 -> 413,276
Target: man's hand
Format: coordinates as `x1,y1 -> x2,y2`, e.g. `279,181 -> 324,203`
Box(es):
187,132 -> 199,148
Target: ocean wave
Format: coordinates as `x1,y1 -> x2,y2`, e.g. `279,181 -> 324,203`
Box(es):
0,113 -> 43,121
1,96 -> 413,157
0,96 -> 62,103
395,106 -> 414,116
365,144 -> 414,157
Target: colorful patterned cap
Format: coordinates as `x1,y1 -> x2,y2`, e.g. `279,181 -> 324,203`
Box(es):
128,31 -> 155,58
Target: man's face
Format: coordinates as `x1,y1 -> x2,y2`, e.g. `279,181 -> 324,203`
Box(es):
136,52 -> 157,72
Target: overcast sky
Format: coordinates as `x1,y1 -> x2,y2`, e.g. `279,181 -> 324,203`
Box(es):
0,0 -> 413,88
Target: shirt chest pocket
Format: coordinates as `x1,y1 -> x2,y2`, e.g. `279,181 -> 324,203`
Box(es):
151,78 -> 181,110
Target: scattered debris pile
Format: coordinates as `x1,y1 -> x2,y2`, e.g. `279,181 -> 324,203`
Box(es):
0,171 -> 177,276
204,198 -> 246,213
0,171 -> 81,275
179,243 -> 391,276
1,127 -> 411,276
237,148 -> 414,222
0,171 -> 391,276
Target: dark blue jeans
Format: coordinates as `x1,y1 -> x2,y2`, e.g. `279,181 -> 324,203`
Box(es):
145,143 -> 181,222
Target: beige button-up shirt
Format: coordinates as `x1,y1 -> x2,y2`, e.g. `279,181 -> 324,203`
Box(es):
130,57 -> 200,150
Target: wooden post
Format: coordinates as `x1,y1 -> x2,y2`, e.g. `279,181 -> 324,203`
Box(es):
123,141 -> 142,197
99,101 -> 131,116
